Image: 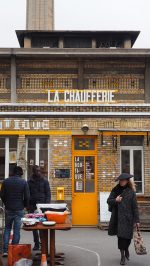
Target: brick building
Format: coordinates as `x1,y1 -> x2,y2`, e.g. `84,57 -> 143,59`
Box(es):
0,29 -> 150,226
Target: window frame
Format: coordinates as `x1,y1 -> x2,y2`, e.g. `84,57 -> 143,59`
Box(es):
25,137 -> 50,180
120,146 -> 144,195
0,137 -> 18,179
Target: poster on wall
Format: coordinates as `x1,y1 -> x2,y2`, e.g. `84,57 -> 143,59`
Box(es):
40,160 -> 45,167
76,181 -> 83,191
9,151 -> 17,164
99,192 -> 111,222
29,159 -> 34,166
55,169 -> 70,178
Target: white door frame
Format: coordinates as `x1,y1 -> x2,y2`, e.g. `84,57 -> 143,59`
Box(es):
120,146 -> 144,195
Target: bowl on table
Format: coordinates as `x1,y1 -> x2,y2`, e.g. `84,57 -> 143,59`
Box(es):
36,203 -> 68,213
40,207 -> 67,213
21,218 -> 38,226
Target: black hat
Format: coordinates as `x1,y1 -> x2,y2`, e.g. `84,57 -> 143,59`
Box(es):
115,173 -> 133,182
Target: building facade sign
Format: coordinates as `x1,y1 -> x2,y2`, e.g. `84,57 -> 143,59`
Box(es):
48,90 -> 115,103
0,118 -> 150,131
0,119 -> 50,130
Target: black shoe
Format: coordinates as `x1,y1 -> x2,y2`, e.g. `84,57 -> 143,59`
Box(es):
120,250 -> 126,265
125,249 -> 130,260
33,245 -> 40,251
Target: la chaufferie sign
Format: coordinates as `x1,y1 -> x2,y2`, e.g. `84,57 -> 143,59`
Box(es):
48,90 -> 115,103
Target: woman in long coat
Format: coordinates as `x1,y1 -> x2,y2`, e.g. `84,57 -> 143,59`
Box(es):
107,173 -> 140,265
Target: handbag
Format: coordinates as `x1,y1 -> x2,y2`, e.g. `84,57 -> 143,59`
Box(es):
134,227 -> 147,255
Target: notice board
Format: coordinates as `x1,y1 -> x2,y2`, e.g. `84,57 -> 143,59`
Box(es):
55,169 -> 70,179
99,192 -> 111,222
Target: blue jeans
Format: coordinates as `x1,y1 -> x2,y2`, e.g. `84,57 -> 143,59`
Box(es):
3,210 -> 24,253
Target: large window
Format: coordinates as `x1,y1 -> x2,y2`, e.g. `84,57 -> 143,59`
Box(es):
0,137 -> 18,180
120,136 -> 144,194
26,137 -> 49,178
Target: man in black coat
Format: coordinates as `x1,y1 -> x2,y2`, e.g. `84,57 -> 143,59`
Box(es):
0,166 -> 30,256
28,165 -> 51,250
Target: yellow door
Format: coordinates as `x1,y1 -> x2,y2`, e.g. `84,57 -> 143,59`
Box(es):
72,136 -> 98,226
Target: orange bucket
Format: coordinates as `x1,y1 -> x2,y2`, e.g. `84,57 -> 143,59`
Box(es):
45,211 -> 68,224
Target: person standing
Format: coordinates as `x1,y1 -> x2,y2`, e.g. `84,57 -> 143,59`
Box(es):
107,173 -> 140,265
0,166 -> 30,256
28,165 -> 51,251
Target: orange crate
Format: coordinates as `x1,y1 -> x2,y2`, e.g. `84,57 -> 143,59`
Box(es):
8,244 -> 31,266
45,211 -> 68,224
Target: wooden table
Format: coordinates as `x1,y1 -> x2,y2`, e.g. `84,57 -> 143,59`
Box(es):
23,221 -> 72,266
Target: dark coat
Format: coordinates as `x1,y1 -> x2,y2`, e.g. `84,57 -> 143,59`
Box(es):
28,175 -> 51,210
107,184 -> 140,240
0,175 -> 30,211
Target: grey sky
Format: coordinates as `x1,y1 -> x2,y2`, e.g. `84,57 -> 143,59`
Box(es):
0,0 -> 149,48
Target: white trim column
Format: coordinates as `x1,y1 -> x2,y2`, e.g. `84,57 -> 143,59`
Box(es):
36,138 -> 40,165
5,138 -> 9,179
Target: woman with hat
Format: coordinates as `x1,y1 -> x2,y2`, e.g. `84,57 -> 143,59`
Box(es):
107,173 -> 140,265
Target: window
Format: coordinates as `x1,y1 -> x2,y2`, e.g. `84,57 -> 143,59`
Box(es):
26,137 -> 48,178
120,136 -> 144,194
120,136 -> 144,146
0,137 -> 18,180
88,75 -> 144,95
74,156 -> 95,193
74,138 -> 95,150
20,74 -> 74,92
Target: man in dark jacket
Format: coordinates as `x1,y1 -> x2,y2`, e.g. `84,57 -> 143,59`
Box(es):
28,165 -> 51,250
0,166 -> 30,256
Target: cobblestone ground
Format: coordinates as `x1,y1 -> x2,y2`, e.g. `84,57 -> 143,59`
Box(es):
2,228 -> 150,266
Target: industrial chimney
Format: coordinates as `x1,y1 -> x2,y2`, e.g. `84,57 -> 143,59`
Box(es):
26,0 -> 54,30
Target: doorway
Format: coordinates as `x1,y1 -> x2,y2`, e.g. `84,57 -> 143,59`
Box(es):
72,136 -> 98,225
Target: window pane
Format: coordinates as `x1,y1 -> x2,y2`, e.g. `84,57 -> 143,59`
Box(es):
39,149 -> 48,178
0,149 -> 5,180
9,137 -> 18,177
85,156 -> 95,193
9,137 -> 18,149
74,138 -> 95,150
135,182 -> 142,193
133,150 -> 142,182
28,138 -> 36,149
40,138 -> 48,149
120,136 -> 144,146
0,138 -> 5,149
27,150 -> 35,178
121,150 -> 130,173
74,156 -> 84,193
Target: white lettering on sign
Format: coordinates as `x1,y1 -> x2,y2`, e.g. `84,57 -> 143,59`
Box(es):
0,119 -> 51,131
48,90 -> 115,103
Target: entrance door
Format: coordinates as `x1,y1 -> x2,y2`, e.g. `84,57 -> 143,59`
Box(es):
72,136 -> 98,226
